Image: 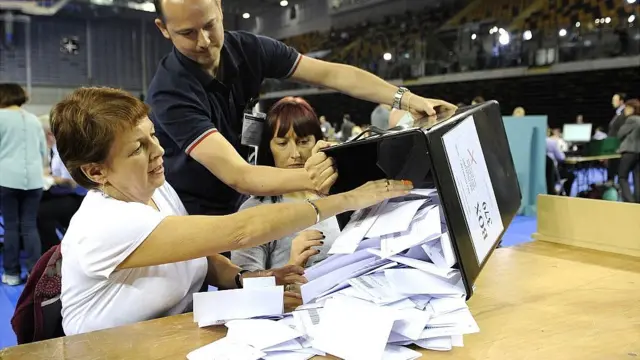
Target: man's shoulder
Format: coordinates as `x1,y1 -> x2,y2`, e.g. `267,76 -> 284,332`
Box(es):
147,51 -> 198,97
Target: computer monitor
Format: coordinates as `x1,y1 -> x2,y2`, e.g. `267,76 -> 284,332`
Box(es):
563,123 -> 592,143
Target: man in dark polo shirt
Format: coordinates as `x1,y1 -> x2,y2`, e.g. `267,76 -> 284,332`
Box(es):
147,0 -> 456,217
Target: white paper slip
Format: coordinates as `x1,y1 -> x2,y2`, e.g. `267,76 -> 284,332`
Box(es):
418,315 -> 480,339
262,351 -> 314,360
391,307 -> 432,340
301,257 -> 374,303
414,336 -> 453,351
379,205 -> 441,258
367,248 -> 457,279
312,296 -> 397,360
451,334 -> 464,347
292,307 -> 323,338
366,199 -> 427,238
225,319 -> 303,351
328,203 -> 384,254
243,276 -> 276,289
382,344 -> 422,360
186,337 -> 265,360
385,269 -> 465,297
441,115 -> 504,265
193,286 -> 284,327
347,272 -> 407,304
304,249 -> 375,281
428,297 -> 468,316
262,339 -> 303,352
409,295 -> 432,310
385,298 -> 419,310
422,232 -> 457,269
427,308 -> 475,328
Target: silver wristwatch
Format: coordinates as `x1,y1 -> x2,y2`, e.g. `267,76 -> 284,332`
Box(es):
392,87 -> 409,110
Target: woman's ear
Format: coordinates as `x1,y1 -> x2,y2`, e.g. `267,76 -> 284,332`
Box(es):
80,163 -> 107,186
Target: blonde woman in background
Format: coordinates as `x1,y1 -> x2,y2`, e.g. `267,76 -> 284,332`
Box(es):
0,84 -> 47,285
512,107 -> 526,117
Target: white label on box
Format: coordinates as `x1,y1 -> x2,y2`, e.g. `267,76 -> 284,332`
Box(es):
441,115 -> 503,265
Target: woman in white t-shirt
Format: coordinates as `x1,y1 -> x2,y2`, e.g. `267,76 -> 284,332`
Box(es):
50,87 -> 412,335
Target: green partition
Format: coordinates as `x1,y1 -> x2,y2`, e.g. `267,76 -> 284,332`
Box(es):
502,116 -> 548,216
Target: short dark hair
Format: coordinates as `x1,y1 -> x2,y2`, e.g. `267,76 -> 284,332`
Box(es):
0,83 -> 28,108
50,87 -> 150,189
257,96 -> 323,203
154,0 -> 220,21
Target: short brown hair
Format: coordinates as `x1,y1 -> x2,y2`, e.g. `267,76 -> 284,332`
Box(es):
0,83 -> 28,108
625,99 -> 640,116
50,87 -> 150,189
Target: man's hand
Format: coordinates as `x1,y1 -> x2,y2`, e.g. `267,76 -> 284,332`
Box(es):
406,94 -> 457,117
304,140 -> 338,195
288,230 -> 324,267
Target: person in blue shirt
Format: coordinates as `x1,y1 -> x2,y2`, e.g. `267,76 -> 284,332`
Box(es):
0,83 -> 47,285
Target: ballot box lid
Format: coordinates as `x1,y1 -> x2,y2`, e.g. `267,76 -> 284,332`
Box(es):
323,101 -> 521,299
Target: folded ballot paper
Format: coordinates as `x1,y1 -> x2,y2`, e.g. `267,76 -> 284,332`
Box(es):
189,189 -> 479,360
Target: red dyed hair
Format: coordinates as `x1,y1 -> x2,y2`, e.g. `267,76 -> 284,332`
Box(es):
257,96 -> 324,168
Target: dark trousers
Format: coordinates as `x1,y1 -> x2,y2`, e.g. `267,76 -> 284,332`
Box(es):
37,192 -> 84,254
0,186 -> 43,276
618,152 -> 640,203
546,157 -> 576,196
607,158 -> 620,182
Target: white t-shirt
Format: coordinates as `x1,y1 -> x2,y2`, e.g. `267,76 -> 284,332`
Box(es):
60,182 -> 208,335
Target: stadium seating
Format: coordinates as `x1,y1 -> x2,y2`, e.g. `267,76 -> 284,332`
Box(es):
445,0 -> 532,28
525,0 -> 635,34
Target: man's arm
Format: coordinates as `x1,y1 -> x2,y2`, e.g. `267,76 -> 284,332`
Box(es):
149,88 -> 334,196
289,56 -> 456,116
190,133 -> 333,196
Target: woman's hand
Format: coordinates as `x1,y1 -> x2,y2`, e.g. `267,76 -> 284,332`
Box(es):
341,179 -> 413,212
243,264 -> 307,287
288,230 -> 325,267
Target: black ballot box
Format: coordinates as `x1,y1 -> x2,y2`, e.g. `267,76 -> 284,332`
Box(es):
322,101 -> 522,299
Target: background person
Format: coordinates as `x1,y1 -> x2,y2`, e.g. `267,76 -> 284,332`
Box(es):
616,99 -> 640,203
232,97 -> 341,271
51,87 -> 412,335
147,0 -> 456,220
607,92 -> 627,183
0,84 -> 47,286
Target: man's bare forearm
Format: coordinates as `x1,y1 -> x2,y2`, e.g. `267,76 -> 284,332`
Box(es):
235,165 -> 312,196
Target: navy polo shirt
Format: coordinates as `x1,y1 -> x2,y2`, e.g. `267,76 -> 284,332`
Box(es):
147,31 -> 301,216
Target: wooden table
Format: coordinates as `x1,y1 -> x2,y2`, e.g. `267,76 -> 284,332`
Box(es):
2,241 -> 639,359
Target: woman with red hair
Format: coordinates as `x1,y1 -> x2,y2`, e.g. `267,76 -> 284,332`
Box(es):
232,97 -> 340,271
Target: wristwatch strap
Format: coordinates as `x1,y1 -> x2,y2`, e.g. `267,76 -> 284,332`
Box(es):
392,87 -> 409,110
235,269 -> 250,288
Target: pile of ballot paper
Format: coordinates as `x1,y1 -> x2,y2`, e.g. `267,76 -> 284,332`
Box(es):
189,189 -> 479,360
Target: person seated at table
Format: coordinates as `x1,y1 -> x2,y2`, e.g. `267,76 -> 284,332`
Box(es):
51,87 -> 412,335
616,98 -> 640,203
232,97 -> 341,270
546,129 -> 575,196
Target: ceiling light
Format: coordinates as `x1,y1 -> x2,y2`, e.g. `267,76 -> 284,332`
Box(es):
280,0 -> 289,6
242,12 -> 250,19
